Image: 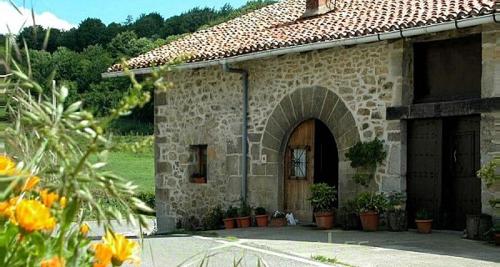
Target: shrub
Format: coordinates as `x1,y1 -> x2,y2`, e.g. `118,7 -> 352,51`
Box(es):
183,216 -> 200,231
225,206 -> 238,219
309,183 -> 337,213
255,207 -> 267,215
238,202 -> 252,217
202,206 -> 224,230
415,209 -> 432,220
355,192 -> 388,213
345,138 -> 386,169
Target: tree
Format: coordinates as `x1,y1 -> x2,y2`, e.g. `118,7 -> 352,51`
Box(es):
17,26 -> 62,52
133,13 -> 164,39
107,31 -> 156,60
75,18 -> 109,51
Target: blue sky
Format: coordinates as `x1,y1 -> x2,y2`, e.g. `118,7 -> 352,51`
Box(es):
9,0 -> 248,25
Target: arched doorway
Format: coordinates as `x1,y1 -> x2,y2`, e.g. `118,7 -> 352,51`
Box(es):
284,119 -> 339,223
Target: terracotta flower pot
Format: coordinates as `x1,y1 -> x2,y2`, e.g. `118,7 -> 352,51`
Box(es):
223,218 -> 235,229
255,215 -> 268,227
315,211 -> 335,230
495,233 -> 500,246
415,219 -> 433,234
237,216 -> 251,228
359,211 -> 379,231
192,177 -> 206,184
270,217 -> 287,227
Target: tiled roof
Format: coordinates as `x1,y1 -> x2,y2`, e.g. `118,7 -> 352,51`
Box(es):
108,0 -> 497,72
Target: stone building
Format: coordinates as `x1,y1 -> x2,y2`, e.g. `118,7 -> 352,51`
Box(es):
105,0 -> 500,232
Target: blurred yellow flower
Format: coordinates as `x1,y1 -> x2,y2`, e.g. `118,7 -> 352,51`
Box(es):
15,199 -> 56,232
92,243 -> 112,267
0,197 -> 19,221
103,231 -> 139,266
40,256 -> 65,267
40,190 -> 60,208
80,223 -> 90,236
59,197 -> 67,208
0,155 -> 17,176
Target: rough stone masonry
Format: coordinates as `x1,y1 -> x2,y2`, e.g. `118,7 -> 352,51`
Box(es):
153,25 -> 500,233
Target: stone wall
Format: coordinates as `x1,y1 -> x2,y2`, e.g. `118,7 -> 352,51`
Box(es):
480,24 -> 500,216
154,39 -> 404,232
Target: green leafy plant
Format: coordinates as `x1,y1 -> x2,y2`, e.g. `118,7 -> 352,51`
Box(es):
202,206 -> 224,230
272,210 -> 286,219
255,206 -> 266,215
225,206 -> 238,219
355,192 -> 388,213
477,156 -> 500,188
386,192 -> 406,211
238,202 -> 252,217
309,183 -> 337,213
415,209 -> 432,220
345,139 -> 386,186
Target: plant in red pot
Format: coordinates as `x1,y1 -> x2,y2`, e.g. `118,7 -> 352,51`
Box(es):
356,192 -> 388,232
236,202 -> 252,228
255,207 -> 268,227
270,211 -> 287,227
415,209 -> 433,234
223,206 -> 238,229
309,183 -> 337,230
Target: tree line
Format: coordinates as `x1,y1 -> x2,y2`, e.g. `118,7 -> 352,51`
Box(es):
0,1 -> 275,128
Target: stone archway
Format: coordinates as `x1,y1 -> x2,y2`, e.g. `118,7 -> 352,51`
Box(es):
260,86 -> 361,209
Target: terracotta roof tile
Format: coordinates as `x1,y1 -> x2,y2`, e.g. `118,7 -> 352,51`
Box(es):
108,0 -> 497,72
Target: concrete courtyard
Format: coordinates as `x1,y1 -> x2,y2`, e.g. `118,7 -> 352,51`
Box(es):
100,223 -> 500,267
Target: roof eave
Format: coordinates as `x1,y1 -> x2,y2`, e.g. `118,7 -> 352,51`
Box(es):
102,13 -> 499,79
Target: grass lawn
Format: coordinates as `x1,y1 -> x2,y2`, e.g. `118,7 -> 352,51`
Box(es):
106,150 -> 155,193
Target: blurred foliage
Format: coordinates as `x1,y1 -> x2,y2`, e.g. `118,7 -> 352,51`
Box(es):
0,0 -> 277,127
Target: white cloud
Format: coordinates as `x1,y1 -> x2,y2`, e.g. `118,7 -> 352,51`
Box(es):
0,1 -> 75,34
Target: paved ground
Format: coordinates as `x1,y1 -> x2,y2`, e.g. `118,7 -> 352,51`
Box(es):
88,222 -> 500,267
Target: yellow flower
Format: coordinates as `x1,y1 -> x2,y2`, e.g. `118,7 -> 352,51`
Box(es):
92,243 -> 112,267
40,256 -> 65,267
0,196 -> 18,221
0,155 -> 17,176
80,223 -> 90,236
40,189 -> 60,208
15,199 -> 56,232
103,231 -> 139,266
22,176 -> 40,191
59,197 -> 67,208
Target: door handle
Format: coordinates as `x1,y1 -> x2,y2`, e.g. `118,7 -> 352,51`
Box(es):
453,149 -> 457,163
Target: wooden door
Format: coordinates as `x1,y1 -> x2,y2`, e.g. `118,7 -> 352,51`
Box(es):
443,116 -> 481,230
284,119 -> 315,222
407,119 -> 443,228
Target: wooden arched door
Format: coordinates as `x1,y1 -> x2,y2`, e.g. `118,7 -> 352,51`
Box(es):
284,119 -> 339,223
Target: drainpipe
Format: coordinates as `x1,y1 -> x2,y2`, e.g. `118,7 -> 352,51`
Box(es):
222,62 -> 249,203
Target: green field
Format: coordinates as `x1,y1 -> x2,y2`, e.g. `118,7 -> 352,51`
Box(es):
106,150 -> 155,193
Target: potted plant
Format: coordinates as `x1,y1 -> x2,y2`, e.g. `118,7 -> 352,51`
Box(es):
356,192 -> 388,231
255,207 -> 268,227
415,209 -> 433,234
386,192 -> 407,232
345,139 -> 386,187
339,199 -> 361,230
270,211 -> 287,227
236,202 -> 252,228
191,173 -> 206,184
309,183 -> 337,229
494,224 -> 500,246
223,206 -> 238,229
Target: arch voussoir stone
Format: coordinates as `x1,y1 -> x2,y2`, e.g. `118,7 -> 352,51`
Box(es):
290,89 -> 304,121
301,87 -> 315,119
311,87 -> 326,118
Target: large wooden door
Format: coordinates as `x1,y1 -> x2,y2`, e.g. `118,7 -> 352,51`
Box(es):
407,116 -> 482,230
442,116 -> 481,230
284,120 -> 315,222
407,119 -> 443,228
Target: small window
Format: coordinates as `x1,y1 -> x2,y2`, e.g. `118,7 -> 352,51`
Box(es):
190,145 -> 207,184
290,147 -> 308,179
